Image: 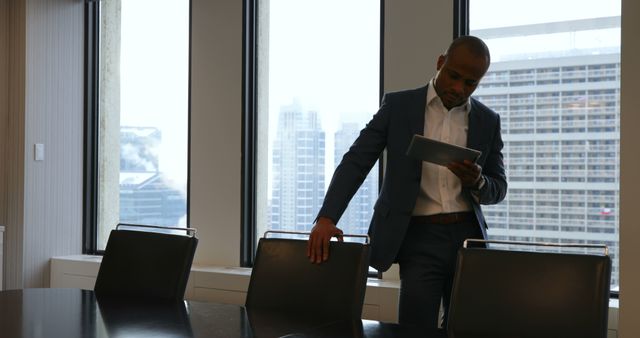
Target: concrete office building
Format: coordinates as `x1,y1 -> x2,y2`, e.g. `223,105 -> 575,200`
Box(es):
119,173 -> 186,227
472,17 -> 620,286
119,127 -> 186,227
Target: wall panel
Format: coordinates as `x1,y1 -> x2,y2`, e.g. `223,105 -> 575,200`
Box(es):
384,0 -> 453,92
190,0 -> 243,266
21,0 -> 84,287
619,0 -> 640,336
0,0 -> 9,227
5,0 -> 27,290
4,0 -> 83,289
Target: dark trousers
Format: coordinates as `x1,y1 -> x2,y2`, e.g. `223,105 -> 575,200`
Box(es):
396,216 -> 482,329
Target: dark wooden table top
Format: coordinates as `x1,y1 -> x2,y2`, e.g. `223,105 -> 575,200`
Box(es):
0,288 -> 447,338
282,319 -> 448,338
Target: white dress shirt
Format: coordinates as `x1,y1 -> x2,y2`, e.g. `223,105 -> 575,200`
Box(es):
412,79 -> 473,216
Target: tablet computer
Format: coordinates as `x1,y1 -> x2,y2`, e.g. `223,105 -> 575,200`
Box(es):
406,134 -> 482,167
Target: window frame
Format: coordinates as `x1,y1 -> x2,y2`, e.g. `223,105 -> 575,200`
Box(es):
241,0 -> 386,267
83,0 -> 99,254
82,0 -> 193,254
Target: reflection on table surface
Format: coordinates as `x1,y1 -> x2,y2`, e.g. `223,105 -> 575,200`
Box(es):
0,288 -> 447,338
282,319 -> 448,338
0,288 -> 252,338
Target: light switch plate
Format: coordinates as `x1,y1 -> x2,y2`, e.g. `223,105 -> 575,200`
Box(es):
35,143 -> 45,161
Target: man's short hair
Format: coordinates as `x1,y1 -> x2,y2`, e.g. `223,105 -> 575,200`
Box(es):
446,35 -> 491,66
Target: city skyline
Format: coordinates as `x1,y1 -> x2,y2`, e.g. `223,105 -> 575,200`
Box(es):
261,15 -> 620,287
110,0 -> 620,288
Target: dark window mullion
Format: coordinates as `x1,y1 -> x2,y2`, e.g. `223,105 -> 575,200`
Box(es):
241,0 -> 258,267
83,0 -> 100,254
454,0 -> 470,38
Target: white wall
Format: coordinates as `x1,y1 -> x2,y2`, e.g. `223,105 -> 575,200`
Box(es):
50,256 -> 403,323
0,0 -> 9,230
0,0 -> 9,291
2,0 -> 84,289
618,0 -> 640,336
22,0 -> 83,288
4,0 -> 27,290
190,0 -> 243,267
384,0 -> 452,92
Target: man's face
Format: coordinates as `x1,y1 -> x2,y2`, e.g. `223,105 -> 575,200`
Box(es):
433,46 -> 488,110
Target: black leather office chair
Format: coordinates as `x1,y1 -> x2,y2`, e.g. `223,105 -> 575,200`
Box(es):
245,231 -> 370,323
447,239 -> 611,338
94,224 -> 198,301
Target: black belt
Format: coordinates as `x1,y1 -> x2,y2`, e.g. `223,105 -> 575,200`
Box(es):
411,212 -> 475,225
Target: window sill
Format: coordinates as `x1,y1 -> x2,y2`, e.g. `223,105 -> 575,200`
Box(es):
50,255 -> 401,322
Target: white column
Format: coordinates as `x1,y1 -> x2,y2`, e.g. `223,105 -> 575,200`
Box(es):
97,0 -> 122,249
619,0 -> 640,336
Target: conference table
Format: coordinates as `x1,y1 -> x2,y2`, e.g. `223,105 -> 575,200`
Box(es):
0,288 -> 447,338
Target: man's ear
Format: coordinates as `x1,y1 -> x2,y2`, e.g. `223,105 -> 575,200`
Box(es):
436,54 -> 446,71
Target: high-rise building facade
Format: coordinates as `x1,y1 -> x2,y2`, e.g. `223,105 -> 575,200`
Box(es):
270,102 -> 326,232
334,123 -> 379,235
473,18 -> 620,287
119,127 -> 186,227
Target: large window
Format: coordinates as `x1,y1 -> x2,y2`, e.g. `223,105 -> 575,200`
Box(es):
253,0 -> 381,246
470,0 -> 621,289
87,0 -> 190,251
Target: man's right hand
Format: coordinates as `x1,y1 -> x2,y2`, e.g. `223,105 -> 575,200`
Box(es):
307,217 -> 343,264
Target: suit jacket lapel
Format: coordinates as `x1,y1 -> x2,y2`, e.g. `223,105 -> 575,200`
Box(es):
407,85 -> 428,179
467,99 -> 482,151
409,85 -> 428,137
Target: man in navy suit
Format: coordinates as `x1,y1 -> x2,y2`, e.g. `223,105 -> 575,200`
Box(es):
307,35 -> 507,329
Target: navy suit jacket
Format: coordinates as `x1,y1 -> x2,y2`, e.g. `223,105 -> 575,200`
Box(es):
317,85 -> 507,272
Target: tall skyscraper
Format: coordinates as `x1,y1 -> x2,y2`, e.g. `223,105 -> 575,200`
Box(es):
334,123 -> 378,235
473,17 -> 620,286
270,101 -> 325,232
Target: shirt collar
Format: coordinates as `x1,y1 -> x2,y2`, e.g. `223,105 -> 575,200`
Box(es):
427,78 -> 471,113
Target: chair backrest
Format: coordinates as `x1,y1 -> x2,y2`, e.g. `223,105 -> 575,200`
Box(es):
94,224 -> 198,301
245,235 -> 370,321
447,240 -> 611,338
